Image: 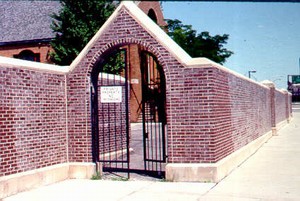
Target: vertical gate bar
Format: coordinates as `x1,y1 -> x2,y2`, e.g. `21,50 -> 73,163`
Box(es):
153,56 -> 158,172
108,75 -> 112,168
101,78 -> 105,165
113,74 -> 117,169
159,124 -> 162,172
149,54 -> 154,171
142,91 -> 147,171
124,49 -> 130,179
91,83 -> 100,163
157,61 -> 162,171
120,72 -> 124,170
141,51 -> 147,172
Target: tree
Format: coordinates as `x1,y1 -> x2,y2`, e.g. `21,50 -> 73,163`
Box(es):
50,0 -> 118,66
166,19 -> 233,65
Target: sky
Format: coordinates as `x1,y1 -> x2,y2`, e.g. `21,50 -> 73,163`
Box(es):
161,1 -> 300,89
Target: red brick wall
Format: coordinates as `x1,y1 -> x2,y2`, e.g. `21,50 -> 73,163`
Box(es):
167,67 -> 273,163
66,6 -> 293,164
275,89 -> 287,125
0,4 -> 293,179
0,66 -> 67,177
215,71 -> 272,162
66,7 -> 181,163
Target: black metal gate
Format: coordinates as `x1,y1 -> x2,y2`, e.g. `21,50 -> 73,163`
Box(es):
141,51 -> 167,178
91,48 -> 167,179
91,48 -> 130,178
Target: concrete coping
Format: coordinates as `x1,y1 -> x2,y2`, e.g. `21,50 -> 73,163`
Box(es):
0,55 -> 69,75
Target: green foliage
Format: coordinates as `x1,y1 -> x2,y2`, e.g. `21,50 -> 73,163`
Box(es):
166,19 -> 233,65
91,171 -> 102,180
50,0 -> 118,65
103,50 -> 126,75
111,176 -> 129,181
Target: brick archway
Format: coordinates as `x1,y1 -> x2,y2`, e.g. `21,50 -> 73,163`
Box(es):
66,1 -> 189,166
89,43 -> 168,178
87,38 -> 170,78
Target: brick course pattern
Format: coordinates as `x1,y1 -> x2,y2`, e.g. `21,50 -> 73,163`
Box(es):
66,5 -> 291,164
0,4 -> 293,179
0,66 -> 67,177
275,89 -> 287,124
66,8 -> 182,162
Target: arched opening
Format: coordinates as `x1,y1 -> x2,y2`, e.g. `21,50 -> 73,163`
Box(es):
148,9 -> 158,24
13,50 -> 40,62
90,44 -> 167,179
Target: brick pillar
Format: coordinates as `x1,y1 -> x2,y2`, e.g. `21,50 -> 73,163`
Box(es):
289,93 -> 293,119
262,80 -> 277,135
128,44 -> 142,122
281,89 -> 290,123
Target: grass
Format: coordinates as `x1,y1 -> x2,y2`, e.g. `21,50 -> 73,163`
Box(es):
91,171 -> 102,180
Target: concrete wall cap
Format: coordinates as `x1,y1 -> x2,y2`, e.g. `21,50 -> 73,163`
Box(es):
261,80 -> 274,84
261,80 -> 275,87
0,55 -> 69,74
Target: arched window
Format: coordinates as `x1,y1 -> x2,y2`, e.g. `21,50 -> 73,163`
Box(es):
148,9 -> 157,24
14,50 -> 40,62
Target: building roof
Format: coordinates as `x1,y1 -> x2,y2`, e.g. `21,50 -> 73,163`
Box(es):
0,1 -> 165,46
0,1 -> 61,45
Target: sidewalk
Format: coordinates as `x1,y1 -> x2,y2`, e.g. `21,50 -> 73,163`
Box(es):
201,110 -> 300,200
3,110 -> 300,201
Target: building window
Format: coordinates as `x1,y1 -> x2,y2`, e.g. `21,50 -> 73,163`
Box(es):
14,50 -> 40,62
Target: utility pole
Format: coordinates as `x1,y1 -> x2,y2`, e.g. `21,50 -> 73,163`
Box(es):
248,70 -> 256,79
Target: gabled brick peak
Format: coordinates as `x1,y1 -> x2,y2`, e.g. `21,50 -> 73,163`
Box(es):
0,2 -> 222,75
70,1 -> 191,71
0,1 -> 268,90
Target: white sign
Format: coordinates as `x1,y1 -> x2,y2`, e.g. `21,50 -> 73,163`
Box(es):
100,86 -> 122,103
131,79 -> 139,84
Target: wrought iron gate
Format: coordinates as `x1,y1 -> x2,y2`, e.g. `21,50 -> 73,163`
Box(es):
141,51 -> 167,178
91,49 -> 130,177
91,49 -> 166,179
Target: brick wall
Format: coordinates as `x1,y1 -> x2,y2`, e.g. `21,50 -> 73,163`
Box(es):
0,2 -> 293,179
66,5 -> 293,164
66,7 -> 181,163
0,66 -> 67,177
167,67 -> 273,163
275,89 -> 287,125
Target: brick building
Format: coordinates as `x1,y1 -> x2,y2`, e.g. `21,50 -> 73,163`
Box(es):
0,1 -> 166,64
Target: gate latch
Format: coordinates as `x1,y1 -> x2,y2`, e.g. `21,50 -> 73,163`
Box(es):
144,132 -> 149,139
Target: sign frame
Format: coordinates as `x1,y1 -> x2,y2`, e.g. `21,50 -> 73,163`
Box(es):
100,86 -> 122,103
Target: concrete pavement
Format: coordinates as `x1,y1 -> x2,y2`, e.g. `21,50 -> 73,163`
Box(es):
201,108 -> 300,200
3,106 -> 300,201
